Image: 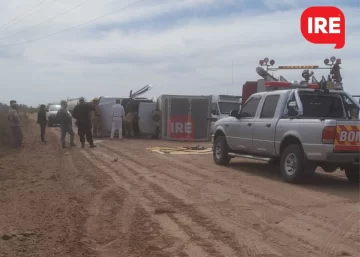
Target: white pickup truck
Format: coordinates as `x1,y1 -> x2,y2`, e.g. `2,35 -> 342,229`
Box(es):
212,87 -> 360,183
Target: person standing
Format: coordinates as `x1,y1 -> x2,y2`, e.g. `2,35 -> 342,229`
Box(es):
73,97 -> 96,148
111,99 -> 124,140
56,101 -> 75,149
152,108 -> 161,138
8,100 -> 23,149
124,110 -> 134,137
37,104 -> 47,142
91,98 -> 102,138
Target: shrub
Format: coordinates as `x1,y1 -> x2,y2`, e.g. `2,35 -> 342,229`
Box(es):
0,103 -> 10,147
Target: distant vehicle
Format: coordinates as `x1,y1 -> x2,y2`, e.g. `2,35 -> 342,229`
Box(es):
212,81 -> 360,183
67,98 -> 80,114
47,104 -> 61,127
210,95 -> 242,134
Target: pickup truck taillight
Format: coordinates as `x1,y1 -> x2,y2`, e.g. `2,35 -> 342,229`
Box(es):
322,126 -> 336,144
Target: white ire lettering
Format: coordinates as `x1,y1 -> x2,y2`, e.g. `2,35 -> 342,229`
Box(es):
170,122 -> 192,133
308,17 -> 341,34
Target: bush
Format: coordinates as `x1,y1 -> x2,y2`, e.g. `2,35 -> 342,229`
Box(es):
0,103 -> 10,147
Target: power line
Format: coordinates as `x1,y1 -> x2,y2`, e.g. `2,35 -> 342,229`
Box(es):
0,0 -> 51,31
0,0 -> 146,47
0,0 -> 94,41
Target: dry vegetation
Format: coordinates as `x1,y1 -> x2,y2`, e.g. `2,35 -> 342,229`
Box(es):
0,103 -> 10,147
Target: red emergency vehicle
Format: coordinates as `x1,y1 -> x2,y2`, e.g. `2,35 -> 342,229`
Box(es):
241,57 -> 343,104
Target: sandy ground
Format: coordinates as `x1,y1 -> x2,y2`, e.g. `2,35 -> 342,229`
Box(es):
0,119 -> 359,257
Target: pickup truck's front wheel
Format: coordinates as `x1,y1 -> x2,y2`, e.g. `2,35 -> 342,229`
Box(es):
280,144 -> 306,183
213,136 -> 231,165
345,166 -> 359,183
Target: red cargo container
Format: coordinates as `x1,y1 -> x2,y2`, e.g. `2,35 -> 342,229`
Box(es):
242,79 -> 266,104
242,81 -> 257,104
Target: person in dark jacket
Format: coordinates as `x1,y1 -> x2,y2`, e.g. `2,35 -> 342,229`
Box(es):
56,100 -> 75,148
73,97 -> 96,148
37,104 -> 47,142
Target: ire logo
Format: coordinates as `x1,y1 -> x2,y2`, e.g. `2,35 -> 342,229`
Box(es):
167,115 -> 195,141
301,6 -> 345,49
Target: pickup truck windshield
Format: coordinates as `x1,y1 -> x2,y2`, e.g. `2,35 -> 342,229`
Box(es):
299,93 -> 343,118
218,102 -> 239,114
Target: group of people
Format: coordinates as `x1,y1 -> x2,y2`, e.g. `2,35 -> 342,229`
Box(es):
8,97 -> 145,149
37,97 -> 98,148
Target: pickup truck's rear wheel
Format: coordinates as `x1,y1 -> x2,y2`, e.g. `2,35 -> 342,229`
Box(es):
345,166 -> 359,183
213,136 -> 231,165
280,144 -> 306,183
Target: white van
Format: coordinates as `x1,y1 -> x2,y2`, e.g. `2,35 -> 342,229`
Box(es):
210,95 -> 241,133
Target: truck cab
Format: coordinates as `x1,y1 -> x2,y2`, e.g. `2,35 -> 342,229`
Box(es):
210,95 -> 241,133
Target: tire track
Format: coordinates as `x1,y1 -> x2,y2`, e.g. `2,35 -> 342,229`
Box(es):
100,144 -> 341,256
102,144 -> 296,210
88,148 -> 243,257
86,147 -> 258,257
321,211 -> 360,257
96,145 -> 323,257
105,143 -> 355,232
81,149 -> 215,257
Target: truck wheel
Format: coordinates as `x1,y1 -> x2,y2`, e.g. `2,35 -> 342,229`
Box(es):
280,144 -> 306,183
345,166 -> 359,183
213,136 -> 231,165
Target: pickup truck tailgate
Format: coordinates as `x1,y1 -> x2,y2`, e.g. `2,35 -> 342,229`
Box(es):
334,121 -> 360,152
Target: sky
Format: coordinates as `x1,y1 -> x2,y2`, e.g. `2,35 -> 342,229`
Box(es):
0,0 -> 359,106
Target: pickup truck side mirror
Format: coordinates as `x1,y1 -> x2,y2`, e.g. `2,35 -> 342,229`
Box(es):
229,110 -> 238,117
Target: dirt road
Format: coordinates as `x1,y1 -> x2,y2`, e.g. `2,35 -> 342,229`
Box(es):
0,120 -> 359,257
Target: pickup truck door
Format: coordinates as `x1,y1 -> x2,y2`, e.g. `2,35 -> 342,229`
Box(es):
253,94 -> 281,156
229,96 -> 261,151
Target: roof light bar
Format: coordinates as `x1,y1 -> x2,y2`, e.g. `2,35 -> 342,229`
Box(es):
265,81 -> 320,89
278,65 -> 319,69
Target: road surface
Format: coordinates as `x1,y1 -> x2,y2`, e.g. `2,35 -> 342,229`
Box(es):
0,120 -> 359,257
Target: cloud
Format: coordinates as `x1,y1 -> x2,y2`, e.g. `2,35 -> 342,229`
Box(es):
0,0 -> 358,105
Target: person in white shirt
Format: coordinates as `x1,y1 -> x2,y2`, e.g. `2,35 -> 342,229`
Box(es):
111,99 -> 125,139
